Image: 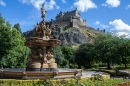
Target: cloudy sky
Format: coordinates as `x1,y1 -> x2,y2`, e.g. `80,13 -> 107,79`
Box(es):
0,0 -> 130,37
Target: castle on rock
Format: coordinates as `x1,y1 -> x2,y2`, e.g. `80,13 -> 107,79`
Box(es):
50,8 -> 87,31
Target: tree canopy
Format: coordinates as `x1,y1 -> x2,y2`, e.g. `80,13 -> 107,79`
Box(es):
0,15 -> 30,68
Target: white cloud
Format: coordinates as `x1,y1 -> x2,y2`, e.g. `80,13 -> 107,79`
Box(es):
95,21 -> 100,25
0,0 -> 6,6
116,32 -> 129,37
109,19 -> 130,38
126,4 -> 130,10
95,21 -> 109,29
18,0 -> 59,10
102,0 -> 120,7
62,0 -> 66,3
109,19 -> 130,31
74,0 -> 97,12
44,0 -> 56,10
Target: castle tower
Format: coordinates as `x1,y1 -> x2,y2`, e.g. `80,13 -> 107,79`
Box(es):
75,8 -> 80,17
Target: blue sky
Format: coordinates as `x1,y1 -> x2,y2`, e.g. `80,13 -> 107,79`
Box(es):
0,0 -> 130,37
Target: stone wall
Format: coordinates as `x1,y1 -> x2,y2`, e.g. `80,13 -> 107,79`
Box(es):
72,17 -> 86,28
50,21 -> 69,29
56,9 -> 80,22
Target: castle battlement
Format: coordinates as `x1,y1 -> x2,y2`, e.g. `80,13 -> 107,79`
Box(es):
50,8 -> 87,30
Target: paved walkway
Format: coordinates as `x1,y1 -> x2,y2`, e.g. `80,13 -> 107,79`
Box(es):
119,70 -> 130,74
81,71 -> 108,78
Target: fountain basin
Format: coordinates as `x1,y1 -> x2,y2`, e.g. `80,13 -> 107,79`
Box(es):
0,68 -> 82,79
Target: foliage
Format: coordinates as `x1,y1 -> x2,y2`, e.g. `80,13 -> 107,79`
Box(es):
62,46 -> 75,64
13,23 -> 22,35
75,43 -> 96,68
94,33 -> 130,69
53,46 -> 77,68
5,28 -> 30,68
0,16 -> 12,67
116,37 -> 130,68
94,33 -> 118,69
0,15 -> 30,68
53,46 -> 65,67
74,33 -> 130,69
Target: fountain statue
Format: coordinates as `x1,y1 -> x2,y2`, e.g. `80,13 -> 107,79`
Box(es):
25,4 -> 60,71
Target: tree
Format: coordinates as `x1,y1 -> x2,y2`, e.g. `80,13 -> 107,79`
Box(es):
13,23 -> 22,35
0,15 -> 30,67
61,46 -> 75,66
0,14 -> 5,26
117,37 -> 130,68
94,33 -> 119,69
53,46 -> 65,67
0,16 -> 12,67
75,43 -> 96,68
5,28 -> 30,68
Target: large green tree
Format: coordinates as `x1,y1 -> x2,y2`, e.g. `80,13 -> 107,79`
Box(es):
75,43 -> 96,68
94,33 -> 119,69
0,15 -> 30,68
5,28 -> 30,68
0,15 -> 12,67
116,37 -> 130,68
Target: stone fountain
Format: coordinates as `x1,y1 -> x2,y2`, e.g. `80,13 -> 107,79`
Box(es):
25,4 -> 60,71
0,4 -> 82,79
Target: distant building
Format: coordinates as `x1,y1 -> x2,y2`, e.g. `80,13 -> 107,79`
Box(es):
50,8 -> 87,30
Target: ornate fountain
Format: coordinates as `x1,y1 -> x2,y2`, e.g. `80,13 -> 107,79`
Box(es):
25,4 -> 60,71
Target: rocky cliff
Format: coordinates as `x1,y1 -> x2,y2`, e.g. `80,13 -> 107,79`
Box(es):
59,28 -> 89,46
58,27 -> 104,46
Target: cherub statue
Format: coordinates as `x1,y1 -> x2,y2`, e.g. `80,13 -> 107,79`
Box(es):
35,23 -> 41,37
35,23 -> 41,32
41,21 -> 46,37
46,51 -> 55,63
38,49 -> 43,59
44,25 -> 51,39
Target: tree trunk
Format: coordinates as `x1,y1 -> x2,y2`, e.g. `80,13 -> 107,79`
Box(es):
107,62 -> 111,69
124,63 -> 127,68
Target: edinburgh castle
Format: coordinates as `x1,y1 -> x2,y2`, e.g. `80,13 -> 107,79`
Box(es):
50,8 -> 86,29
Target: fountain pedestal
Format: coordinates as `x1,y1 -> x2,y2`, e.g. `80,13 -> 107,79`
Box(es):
25,37 -> 61,71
